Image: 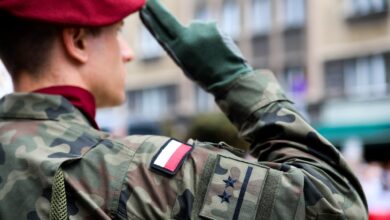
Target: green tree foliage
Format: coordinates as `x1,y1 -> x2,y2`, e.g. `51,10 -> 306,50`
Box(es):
186,113 -> 249,150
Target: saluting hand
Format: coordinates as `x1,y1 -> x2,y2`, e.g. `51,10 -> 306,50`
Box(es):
140,0 -> 252,92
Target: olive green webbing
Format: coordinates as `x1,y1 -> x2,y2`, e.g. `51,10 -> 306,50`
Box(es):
50,168 -> 68,220
192,154 -> 217,218
256,169 -> 281,220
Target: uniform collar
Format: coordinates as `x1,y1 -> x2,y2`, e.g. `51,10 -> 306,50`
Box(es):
0,92 -> 97,129
33,86 -> 99,129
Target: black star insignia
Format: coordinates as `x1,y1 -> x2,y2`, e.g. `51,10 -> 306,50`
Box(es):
218,190 -> 231,203
223,176 -> 237,188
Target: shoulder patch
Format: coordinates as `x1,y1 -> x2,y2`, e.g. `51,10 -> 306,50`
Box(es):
150,139 -> 193,177
200,155 -> 269,220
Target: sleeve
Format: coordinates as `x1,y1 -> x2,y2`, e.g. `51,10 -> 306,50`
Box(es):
210,69 -> 368,219
116,71 -> 367,220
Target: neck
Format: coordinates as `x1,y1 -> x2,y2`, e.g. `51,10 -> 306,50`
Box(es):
14,74 -> 53,92
14,68 -> 88,93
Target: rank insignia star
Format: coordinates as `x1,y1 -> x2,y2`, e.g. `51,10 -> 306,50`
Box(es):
218,190 -> 231,203
223,176 -> 237,188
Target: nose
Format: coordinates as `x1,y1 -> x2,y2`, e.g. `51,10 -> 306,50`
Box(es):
119,35 -> 134,63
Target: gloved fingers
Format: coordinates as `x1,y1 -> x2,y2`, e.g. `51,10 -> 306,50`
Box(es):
140,8 -> 172,43
140,3 -> 187,73
215,25 -> 248,62
141,0 -> 184,39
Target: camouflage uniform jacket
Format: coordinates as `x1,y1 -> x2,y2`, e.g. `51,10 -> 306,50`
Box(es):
0,70 -> 367,219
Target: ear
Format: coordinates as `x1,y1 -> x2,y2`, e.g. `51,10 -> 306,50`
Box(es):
61,28 -> 89,63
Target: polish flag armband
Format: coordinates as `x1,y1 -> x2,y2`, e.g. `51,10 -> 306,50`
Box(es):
150,139 -> 194,177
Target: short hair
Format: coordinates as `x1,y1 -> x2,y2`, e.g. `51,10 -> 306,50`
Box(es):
0,11 -> 102,80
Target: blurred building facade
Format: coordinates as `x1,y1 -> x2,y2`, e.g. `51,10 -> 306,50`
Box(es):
307,0 -> 390,161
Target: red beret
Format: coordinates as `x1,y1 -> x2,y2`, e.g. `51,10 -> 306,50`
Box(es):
0,0 -> 145,26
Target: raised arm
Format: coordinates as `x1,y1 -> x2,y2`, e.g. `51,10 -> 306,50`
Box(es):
140,0 -> 368,218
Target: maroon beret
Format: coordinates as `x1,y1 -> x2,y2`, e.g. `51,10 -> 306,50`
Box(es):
0,0 -> 146,26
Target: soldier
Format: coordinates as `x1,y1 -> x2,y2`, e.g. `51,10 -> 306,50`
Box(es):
0,0 -> 367,219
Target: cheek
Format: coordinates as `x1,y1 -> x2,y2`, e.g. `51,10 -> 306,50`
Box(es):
113,66 -> 126,94
106,37 -> 128,101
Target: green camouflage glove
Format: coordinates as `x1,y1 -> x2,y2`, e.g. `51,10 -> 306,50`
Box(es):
140,0 -> 253,92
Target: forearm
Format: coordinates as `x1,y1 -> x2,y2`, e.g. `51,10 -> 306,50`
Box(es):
213,69 -> 332,153
213,69 -> 368,211
212,69 -> 291,139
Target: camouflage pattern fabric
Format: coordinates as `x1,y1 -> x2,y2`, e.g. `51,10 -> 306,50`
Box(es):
0,70 -> 367,219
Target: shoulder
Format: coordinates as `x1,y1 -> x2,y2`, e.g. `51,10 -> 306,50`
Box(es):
115,136 -> 278,219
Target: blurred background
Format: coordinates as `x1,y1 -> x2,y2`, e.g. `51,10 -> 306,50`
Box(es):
1,0 -> 390,217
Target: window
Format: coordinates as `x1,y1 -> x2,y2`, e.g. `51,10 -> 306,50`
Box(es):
325,60 -> 345,98
283,0 -> 306,29
139,26 -> 163,61
251,35 -> 270,67
325,54 -> 390,99
96,104 -> 129,132
282,67 -> 307,100
251,0 -> 271,35
195,86 -> 215,112
345,55 -> 387,97
127,86 -> 176,121
345,0 -> 388,19
283,28 -> 306,53
220,0 -> 240,38
282,67 -> 309,118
